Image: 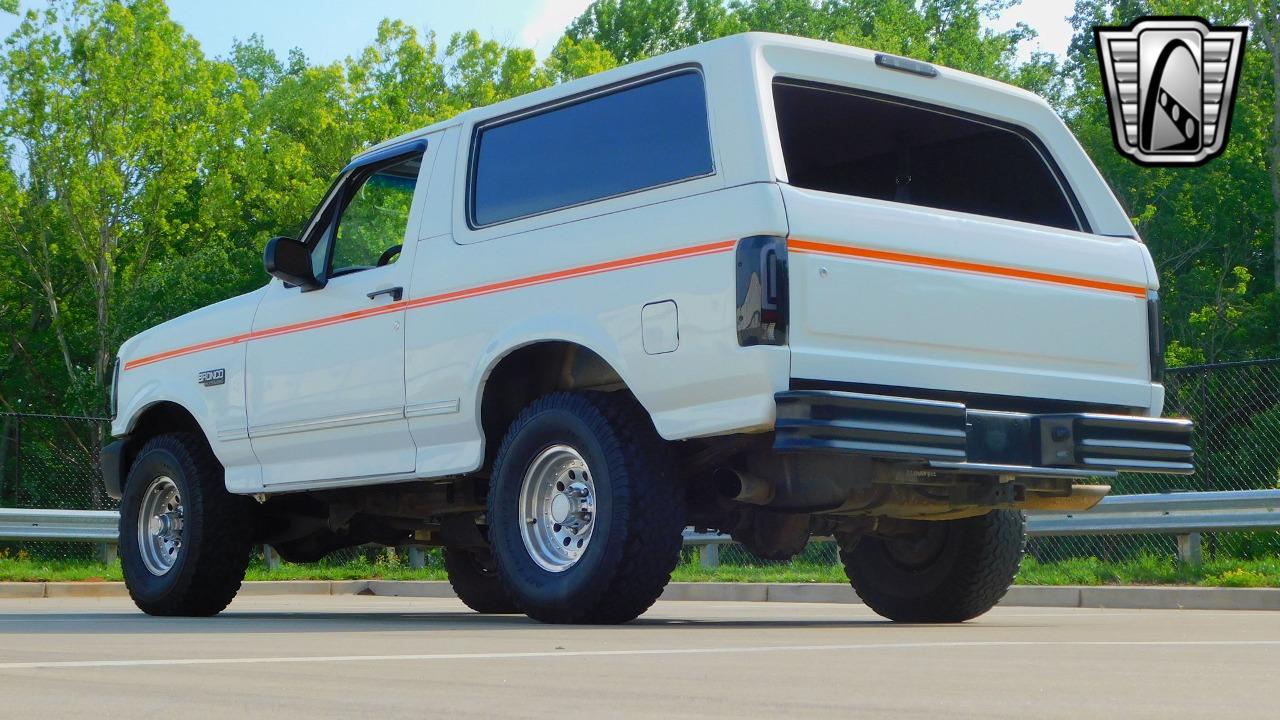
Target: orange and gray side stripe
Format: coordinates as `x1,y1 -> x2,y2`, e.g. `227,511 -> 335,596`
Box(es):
123,239 -> 737,371
787,238 -> 1149,299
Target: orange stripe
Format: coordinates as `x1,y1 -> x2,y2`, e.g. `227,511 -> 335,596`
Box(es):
124,240 -> 736,371
788,238 -> 1148,298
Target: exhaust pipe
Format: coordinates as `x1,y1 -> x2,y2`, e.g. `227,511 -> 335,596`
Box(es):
714,468 -> 775,506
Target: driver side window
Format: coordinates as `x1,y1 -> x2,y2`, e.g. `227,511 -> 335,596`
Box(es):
326,154 -> 423,276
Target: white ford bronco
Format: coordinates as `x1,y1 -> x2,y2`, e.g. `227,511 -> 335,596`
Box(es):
102,33 -> 1193,624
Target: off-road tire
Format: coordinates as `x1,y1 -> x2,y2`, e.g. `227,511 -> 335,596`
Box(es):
119,433 -> 254,617
487,391 -> 685,624
444,547 -> 519,614
841,510 -> 1025,623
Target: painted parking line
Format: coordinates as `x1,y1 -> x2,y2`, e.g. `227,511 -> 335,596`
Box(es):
2,639 -> 1279,671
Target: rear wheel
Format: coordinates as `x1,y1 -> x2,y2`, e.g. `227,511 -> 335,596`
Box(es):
119,433 -> 254,617
841,510 -> 1025,623
487,391 -> 685,624
444,547 -> 518,614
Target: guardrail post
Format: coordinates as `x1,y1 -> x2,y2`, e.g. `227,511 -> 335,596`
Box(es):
699,542 -> 719,569
263,544 -> 281,571
407,545 -> 426,569
97,542 -> 117,566
1177,532 -> 1203,566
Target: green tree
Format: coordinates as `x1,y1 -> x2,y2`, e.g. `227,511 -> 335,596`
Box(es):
0,0 -> 229,414
567,0 -> 1042,83
566,0 -> 743,63
544,36 -> 618,82
1248,0 -> 1280,288
0,3 -> 610,416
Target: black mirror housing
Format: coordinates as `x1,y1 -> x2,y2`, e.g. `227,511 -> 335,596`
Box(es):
264,236 -> 322,290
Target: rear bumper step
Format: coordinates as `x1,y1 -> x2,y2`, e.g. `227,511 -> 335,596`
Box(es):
774,390 -> 1193,477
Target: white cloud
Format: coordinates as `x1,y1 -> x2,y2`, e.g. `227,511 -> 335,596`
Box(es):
519,0 -> 595,56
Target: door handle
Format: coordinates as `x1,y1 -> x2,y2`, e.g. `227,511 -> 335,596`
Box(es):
367,286 -> 404,302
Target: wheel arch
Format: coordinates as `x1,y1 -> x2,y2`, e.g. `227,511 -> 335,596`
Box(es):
476,339 -> 632,470
128,400 -> 205,441
117,401 -> 215,489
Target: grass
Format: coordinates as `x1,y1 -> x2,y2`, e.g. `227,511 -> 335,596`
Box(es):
0,553 -> 449,583
672,561 -> 847,584
2,551 -> 1279,587
1015,554 -> 1280,588
0,557 -> 125,583
244,560 -> 448,582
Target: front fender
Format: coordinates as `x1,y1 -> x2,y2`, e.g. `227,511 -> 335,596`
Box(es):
115,378 -> 218,441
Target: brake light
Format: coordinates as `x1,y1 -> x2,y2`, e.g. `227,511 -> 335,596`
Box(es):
736,236 -> 788,346
1147,291 -> 1164,382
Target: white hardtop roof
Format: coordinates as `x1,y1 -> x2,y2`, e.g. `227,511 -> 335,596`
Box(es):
354,32 -> 1048,161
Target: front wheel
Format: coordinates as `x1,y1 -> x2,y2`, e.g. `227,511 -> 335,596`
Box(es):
487,391 -> 686,624
841,510 -> 1025,623
119,433 -> 254,617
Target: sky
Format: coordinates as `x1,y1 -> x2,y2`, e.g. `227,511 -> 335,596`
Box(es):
0,0 -> 1079,65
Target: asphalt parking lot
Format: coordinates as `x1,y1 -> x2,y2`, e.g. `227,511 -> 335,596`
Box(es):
0,595 -> 1276,719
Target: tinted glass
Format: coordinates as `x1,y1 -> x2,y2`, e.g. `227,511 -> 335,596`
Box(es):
330,155 -> 421,273
472,71 -> 713,226
773,80 -> 1081,231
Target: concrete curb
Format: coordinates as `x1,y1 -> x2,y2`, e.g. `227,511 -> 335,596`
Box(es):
0,582 -> 46,598
659,582 -> 768,602
364,580 -> 456,598
45,582 -> 127,598
1,580 -> 1277,611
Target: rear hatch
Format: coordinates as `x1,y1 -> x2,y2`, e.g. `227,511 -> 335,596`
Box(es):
773,78 -> 1156,410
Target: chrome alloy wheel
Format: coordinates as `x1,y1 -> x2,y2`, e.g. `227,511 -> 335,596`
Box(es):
518,445 -> 597,572
137,476 -> 184,576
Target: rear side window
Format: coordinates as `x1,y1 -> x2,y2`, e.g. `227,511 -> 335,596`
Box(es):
773,80 -> 1082,231
471,70 -> 713,226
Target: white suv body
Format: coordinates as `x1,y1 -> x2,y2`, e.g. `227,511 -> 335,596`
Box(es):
102,33 -> 1192,624
111,34 -> 1167,492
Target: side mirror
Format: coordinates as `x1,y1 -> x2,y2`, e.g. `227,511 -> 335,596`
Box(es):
264,236 -> 323,291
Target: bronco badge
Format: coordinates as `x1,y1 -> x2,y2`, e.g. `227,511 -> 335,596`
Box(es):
197,368 -> 225,387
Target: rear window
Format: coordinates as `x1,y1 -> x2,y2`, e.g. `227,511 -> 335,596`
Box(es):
470,70 -> 714,227
772,80 -> 1082,231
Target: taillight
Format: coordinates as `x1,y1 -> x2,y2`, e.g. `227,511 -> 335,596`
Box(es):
110,357 -> 120,419
1147,291 -> 1164,382
736,236 -> 788,346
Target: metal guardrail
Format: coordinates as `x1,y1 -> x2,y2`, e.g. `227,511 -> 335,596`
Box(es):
0,508 -> 119,542
685,490 -> 1280,567
1025,489 -> 1280,536
1026,489 -> 1280,565
3,490 -> 1277,568
0,508 -> 120,563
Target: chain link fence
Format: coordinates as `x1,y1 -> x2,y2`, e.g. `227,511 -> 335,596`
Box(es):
0,413 -> 113,561
3,359 -> 1279,569
1028,359 -> 1280,565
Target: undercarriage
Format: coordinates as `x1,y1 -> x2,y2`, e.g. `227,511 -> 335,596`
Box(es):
251,389 -> 1192,567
